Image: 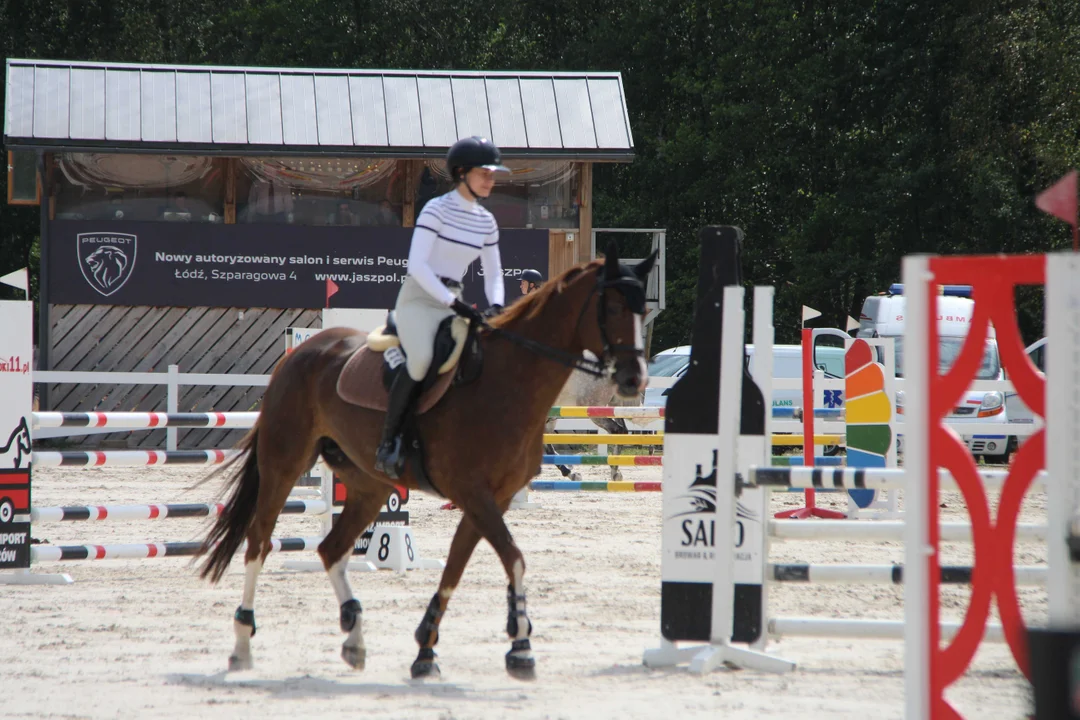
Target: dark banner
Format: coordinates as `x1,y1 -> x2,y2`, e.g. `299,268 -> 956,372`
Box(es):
47,221 -> 549,309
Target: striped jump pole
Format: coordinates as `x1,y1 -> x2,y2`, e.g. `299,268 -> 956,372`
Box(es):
33,411 -> 260,429
769,563 -> 1047,586
541,454 -> 661,466
30,536 -> 330,562
747,466 -> 1049,493
31,499 -> 327,523
31,449 -> 239,467
531,480 -> 662,492
547,406 -> 665,419
768,519 -> 1047,543
769,455 -> 843,467
542,434 -> 663,445
771,407 -> 845,420
539,454 -> 841,467
542,434 -> 842,446
768,434 -> 844,447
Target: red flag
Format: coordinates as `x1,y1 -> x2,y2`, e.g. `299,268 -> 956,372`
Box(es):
325,278 -> 339,307
1036,170 -> 1078,226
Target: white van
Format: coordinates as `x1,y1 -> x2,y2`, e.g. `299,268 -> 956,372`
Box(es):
644,344 -> 841,409
1004,337 -> 1046,429
855,284 -> 1011,460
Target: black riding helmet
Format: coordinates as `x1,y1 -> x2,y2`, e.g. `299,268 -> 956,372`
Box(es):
520,269 -> 544,285
446,137 -> 510,199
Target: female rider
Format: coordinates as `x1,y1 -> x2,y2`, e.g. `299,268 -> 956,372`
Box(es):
374,136 -> 510,479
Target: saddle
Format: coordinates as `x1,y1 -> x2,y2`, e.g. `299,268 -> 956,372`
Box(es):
336,312 -> 483,414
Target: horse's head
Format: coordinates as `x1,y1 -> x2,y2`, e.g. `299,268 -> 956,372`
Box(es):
578,243 -> 656,398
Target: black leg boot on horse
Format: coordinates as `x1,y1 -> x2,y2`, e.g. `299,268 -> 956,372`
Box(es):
374,370 -> 421,479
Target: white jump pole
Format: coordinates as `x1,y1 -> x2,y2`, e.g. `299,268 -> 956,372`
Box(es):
1046,254 -> 1080,626
901,254 -> 932,720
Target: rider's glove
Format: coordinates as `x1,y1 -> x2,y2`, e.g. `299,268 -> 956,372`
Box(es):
451,299 -> 485,324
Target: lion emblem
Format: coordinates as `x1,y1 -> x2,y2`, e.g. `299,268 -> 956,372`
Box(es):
84,247 -> 129,289
77,233 -> 137,297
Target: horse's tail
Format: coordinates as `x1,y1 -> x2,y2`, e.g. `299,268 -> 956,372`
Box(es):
199,427 -> 261,584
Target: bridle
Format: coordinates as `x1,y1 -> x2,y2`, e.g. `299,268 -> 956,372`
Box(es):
479,268 -> 646,379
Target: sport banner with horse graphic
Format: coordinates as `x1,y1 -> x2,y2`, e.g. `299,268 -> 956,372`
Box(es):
47,221 -> 549,310
0,299 -> 33,569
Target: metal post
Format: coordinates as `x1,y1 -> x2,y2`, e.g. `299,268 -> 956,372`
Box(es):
902,255 -> 932,720
36,151 -> 50,411
751,286 -> 775,652
167,364 -> 179,451
1046,253 -> 1080,625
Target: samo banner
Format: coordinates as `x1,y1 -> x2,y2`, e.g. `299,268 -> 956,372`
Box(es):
47,221 -> 549,310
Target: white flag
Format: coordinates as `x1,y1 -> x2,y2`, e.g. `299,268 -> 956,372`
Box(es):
846,315 -> 860,332
0,268 -> 28,296
801,305 -> 822,325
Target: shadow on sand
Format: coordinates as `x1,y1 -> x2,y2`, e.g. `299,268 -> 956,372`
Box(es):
166,671 -> 534,703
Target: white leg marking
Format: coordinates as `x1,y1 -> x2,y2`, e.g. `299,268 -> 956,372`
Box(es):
231,556 -> 263,669
511,559 -> 529,641
241,556 -> 262,608
328,552 -> 354,606
328,553 -> 364,654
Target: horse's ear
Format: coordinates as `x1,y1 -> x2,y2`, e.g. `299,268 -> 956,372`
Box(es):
604,240 -> 620,278
634,250 -> 658,282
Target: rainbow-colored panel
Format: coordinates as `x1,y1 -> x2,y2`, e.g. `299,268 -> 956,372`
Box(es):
845,339 -> 893,508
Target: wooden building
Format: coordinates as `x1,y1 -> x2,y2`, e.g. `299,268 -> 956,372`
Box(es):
3,59 -> 637,448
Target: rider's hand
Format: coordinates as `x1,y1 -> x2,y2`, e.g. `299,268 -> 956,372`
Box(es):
482,304 -> 503,319
451,299 -> 485,324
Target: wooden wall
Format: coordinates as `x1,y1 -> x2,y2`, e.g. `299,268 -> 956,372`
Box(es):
45,305 -> 321,449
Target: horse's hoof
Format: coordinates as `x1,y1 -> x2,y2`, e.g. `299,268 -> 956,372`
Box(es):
505,651 -> 536,681
570,472 -> 583,482
410,658 -> 441,680
228,654 -> 253,672
342,644 -> 366,670
612,470 -> 624,482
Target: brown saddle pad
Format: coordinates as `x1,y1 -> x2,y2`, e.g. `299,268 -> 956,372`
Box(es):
336,344 -> 456,415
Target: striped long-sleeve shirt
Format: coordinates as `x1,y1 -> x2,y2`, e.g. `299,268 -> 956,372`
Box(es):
406,190 -> 505,307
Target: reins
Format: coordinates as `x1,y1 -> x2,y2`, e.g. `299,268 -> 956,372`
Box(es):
474,269 -> 645,379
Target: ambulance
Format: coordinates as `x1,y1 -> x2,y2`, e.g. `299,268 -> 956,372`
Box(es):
856,284 -> 1012,461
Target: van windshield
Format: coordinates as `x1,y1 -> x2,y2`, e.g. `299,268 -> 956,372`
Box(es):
648,353 -> 690,377
893,337 -> 1000,379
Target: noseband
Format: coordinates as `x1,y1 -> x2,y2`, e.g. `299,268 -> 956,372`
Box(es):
481,268 -> 646,378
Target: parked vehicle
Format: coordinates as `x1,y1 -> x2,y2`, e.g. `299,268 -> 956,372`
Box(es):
644,344 -> 843,408
1004,338 -> 1046,430
854,284 -> 1011,460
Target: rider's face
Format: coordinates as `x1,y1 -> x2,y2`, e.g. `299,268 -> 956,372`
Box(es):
519,279 -> 529,295
464,167 -> 496,198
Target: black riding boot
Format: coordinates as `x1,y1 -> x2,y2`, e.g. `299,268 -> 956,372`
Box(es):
374,371 -> 421,479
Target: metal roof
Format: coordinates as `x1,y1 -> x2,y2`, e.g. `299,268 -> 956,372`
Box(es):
4,59 -> 634,160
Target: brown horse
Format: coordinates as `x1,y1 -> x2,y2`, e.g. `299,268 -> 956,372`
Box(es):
197,247 -> 654,680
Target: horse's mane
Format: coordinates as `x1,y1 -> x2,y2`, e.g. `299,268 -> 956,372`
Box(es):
491,259 -> 603,328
